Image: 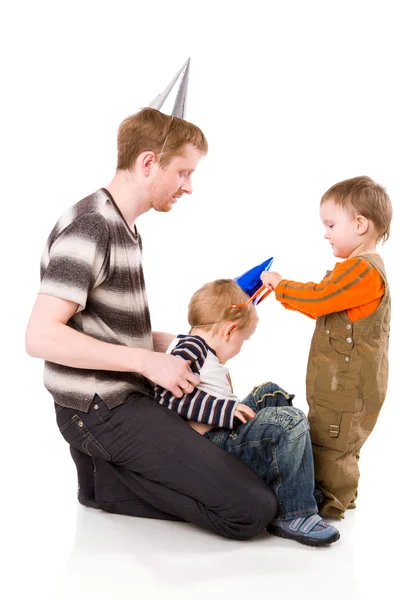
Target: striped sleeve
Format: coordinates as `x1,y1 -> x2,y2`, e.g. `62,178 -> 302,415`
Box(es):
40,213 -> 110,312
154,336 -> 239,429
275,258 -> 384,318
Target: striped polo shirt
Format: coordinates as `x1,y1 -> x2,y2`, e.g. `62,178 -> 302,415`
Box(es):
155,335 -> 239,428
40,188 -> 154,411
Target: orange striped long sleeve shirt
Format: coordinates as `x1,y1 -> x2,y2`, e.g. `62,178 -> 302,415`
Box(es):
275,256 -> 385,322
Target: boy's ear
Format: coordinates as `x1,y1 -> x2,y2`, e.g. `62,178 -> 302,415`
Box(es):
224,322 -> 238,341
355,215 -> 369,235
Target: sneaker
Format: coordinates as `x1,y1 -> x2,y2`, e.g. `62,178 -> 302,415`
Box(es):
267,514 -> 340,547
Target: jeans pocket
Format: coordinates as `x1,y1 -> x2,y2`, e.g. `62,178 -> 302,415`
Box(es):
58,412 -> 111,461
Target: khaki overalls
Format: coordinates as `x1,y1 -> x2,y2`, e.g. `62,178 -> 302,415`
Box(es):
306,254 -> 390,519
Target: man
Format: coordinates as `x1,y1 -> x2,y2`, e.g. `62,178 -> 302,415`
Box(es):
25,98 -> 279,540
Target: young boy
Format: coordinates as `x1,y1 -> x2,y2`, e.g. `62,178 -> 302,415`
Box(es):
155,279 -> 340,546
261,176 -> 392,519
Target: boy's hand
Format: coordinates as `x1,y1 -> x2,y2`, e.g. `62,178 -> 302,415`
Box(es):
234,403 -> 256,424
261,271 -> 283,290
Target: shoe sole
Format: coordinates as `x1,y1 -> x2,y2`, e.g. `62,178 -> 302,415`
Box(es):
267,524 -> 340,547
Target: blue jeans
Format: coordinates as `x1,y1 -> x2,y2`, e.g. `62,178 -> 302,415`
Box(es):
204,382 -> 318,520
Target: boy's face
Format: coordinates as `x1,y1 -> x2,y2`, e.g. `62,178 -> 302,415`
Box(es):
320,199 -> 360,259
149,143 -> 202,212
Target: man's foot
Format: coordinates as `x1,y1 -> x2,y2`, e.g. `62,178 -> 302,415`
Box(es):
267,515 -> 340,547
77,485 -> 98,509
70,447 -> 98,508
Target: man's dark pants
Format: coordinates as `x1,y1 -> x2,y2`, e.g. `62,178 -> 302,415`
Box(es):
56,395 -> 278,540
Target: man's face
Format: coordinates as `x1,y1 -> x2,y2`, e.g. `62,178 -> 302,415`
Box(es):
149,143 -> 203,212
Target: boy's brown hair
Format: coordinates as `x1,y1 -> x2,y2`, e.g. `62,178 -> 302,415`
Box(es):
321,176 -> 392,243
188,279 -> 257,334
117,107 -> 208,170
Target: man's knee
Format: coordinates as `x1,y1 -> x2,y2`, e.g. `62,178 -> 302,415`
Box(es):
250,486 -> 279,535
227,486 -> 278,540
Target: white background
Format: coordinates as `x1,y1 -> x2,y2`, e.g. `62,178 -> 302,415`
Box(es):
1,1 -> 399,598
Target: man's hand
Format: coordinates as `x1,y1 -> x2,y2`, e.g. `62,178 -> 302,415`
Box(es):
143,352 -> 200,398
234,403 -> 256,424
261,271 -> 283,291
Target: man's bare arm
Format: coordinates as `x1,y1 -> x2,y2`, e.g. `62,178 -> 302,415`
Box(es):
25,294 -> 199,396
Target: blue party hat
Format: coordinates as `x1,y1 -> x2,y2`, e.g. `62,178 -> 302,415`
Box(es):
234,257 -> 274,300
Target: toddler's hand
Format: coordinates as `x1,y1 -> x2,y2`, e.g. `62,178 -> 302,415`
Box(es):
234,403 -> 256,424
261,271 -> 283,290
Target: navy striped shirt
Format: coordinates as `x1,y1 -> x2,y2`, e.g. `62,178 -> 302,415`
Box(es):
155,335 -> 239,428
